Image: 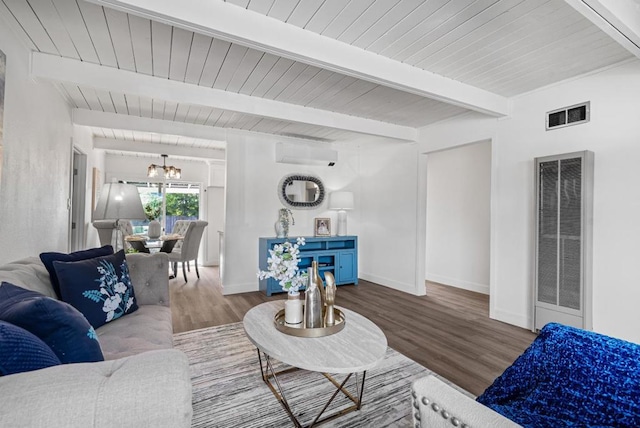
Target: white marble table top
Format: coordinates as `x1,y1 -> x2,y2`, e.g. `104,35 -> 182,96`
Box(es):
243,301 -> 387,374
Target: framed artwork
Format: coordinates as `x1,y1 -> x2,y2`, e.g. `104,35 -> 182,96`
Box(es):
0,49 -> 5,189
314,218 -> 331,237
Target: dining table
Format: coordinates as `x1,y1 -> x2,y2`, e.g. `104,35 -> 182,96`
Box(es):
125,234 -> 183,254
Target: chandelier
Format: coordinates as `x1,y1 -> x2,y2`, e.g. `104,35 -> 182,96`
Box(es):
147,154 -> 181,180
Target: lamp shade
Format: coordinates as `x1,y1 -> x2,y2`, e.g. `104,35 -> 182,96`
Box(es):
328,191 -> 354,210
93,182 -> 146,221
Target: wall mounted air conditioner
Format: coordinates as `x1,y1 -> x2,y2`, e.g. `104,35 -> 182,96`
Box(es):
275,142 -> 337,166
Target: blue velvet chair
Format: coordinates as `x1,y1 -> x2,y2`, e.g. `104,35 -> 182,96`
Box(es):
412,323 -> 640,427
477,323 -> 640,427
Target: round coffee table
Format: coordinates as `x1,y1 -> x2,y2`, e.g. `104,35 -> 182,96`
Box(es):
243,301 -> 387,427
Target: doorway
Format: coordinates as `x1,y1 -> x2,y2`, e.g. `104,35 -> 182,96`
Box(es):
424,140 -> 492,295
69,148 -> 87,252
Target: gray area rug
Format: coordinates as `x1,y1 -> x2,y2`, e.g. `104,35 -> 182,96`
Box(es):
174,322 -> 457,427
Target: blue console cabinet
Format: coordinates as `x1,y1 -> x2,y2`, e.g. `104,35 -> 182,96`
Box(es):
258,236 -> 358,296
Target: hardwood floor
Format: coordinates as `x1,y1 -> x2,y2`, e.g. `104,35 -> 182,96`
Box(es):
170,266 -> 536,396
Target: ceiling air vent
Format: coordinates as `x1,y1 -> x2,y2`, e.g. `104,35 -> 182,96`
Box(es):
546,102 -> 590,130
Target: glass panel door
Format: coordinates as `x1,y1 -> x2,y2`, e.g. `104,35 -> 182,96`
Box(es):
128,182 -> 162,235
165,182 -> 200,233
128,181 -> 200,235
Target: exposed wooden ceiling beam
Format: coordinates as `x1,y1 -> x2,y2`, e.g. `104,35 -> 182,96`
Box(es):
35,53 -> 416,142
93,137 -> 225,160
566,0 -> 640,58
88,0 -> 509,117
73,109 -> 229,142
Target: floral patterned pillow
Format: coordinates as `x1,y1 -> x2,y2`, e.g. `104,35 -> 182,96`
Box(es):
53,250 -> 139,329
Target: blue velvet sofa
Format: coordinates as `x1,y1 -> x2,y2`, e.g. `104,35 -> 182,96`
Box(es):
412,323 -> 640,427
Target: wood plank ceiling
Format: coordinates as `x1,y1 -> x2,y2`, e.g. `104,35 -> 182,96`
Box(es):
0,0 -> 633,150
236,0 -> 632,96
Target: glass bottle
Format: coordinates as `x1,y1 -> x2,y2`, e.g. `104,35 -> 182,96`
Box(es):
304,266 -> 322,328
309,261 -> 325,308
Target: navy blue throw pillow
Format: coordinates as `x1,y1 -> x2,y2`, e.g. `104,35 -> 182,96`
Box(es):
53,250 -> 138,329
0,320 -> 61,375
40,245 -> 114,299
0,282 -> 104,364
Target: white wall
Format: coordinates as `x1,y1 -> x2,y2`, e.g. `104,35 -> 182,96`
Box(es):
205,161 -> 226,265
358,142 -> 424,295
0,19 -> 73,264
222,134 -> 360,294
425,140 -> 491,294
419,59 -> 640,343
208,161 -> 226,187
205,186 -> 224,265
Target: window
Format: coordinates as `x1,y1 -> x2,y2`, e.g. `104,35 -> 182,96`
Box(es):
128,181 -> 200,234
165,182 -> 200,233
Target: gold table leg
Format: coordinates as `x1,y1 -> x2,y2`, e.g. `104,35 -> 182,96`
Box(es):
256,349 -> 367,427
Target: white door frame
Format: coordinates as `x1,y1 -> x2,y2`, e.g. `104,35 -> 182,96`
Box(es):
69,146 -> 87,251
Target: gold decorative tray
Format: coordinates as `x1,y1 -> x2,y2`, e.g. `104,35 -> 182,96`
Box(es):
274,307 -> 345,338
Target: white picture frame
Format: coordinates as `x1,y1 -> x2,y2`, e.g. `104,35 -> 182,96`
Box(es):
314,218 -> 331,237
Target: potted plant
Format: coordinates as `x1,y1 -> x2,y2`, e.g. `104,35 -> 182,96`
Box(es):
275,208 -> 294,238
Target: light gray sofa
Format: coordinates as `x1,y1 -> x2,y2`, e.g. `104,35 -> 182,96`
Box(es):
0,253 -> 193,428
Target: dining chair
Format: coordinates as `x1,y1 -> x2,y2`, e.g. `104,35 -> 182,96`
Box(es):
168,220 -> 208,282
118,220 -> 135,251
170,220 -> 191,252
168,220 -> 192,271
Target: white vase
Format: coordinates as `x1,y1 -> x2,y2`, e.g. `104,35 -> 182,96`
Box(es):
275,220 -> 286,238
148,220 -> 161,238
284,291 -> 303,325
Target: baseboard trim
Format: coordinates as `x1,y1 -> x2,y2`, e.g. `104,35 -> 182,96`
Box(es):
491,308 -> 530,330
222,282 -> 258,295
360,273 -> 416,295
426,273 -> 489,295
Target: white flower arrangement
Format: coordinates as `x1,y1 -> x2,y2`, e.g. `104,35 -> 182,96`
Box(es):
258,237 -> 308,294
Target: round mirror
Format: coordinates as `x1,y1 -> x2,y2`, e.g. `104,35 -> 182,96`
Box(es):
278,174 -> 325,209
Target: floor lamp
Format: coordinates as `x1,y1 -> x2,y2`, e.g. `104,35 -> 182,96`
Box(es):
93,182 -> 146,251
329,191 -> 354,236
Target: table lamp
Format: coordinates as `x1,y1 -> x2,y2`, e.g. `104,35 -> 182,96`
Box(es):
93,182 -> 146,250
329,191 -> 354,236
